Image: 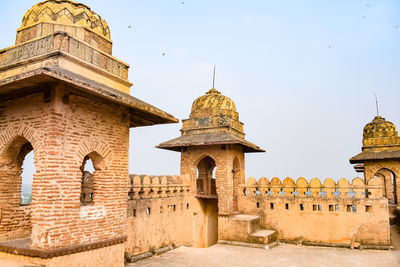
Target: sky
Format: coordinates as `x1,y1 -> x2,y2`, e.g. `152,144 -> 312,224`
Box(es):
1,0 -> 399,184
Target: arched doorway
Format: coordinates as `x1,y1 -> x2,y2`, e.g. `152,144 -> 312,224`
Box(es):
0,136 -> 35,240
194,156 -> 218,247
373,168 -> 397,204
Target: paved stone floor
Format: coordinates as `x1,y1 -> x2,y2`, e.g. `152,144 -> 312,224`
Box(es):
128,244 -> 400,267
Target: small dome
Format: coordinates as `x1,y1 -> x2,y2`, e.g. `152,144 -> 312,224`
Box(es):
190,88 -> 236,118
19,0 -> 111,41
363,116 -> 398,139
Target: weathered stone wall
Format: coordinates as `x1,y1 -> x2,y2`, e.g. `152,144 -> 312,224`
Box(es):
0,84 -> 130,249
238,177 -> 390,246
125,175 -> 193,256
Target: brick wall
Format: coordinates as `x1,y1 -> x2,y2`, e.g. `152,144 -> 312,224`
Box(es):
0,84 -> 130,249
180,144 -> 245,215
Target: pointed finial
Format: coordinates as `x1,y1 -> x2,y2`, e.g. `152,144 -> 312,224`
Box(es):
212,65 -> 216,89
374,93 -> 379,117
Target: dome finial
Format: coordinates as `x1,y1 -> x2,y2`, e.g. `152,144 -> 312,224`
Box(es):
374,92 -> 379,117
212,65 -> 216,89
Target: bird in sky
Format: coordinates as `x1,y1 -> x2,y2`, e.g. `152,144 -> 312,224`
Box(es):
162,52 -> 166,56
128,25 -> 132,29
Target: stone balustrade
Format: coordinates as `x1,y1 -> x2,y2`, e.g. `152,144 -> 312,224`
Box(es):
240,177 -> 384,199
129,175 -> 190,200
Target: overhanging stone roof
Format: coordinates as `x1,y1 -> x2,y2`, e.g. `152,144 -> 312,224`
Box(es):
349,150 -> 400,164
157,132 -> 265,153
0,66 -> 178,127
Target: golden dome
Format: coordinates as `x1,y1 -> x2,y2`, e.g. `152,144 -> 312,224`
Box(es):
363,116 -> 398,139
190,88 -> 236,118
19,0 -> 111,41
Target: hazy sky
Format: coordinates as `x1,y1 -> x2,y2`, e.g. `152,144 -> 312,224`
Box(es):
2,0 -> 399,184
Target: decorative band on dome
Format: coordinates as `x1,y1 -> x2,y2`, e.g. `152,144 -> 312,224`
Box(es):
18,0 -> 111,41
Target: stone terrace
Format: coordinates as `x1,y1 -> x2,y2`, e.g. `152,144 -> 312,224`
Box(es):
128,244 -> 400,267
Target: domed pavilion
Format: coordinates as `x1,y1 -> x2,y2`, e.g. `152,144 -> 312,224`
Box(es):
158,88 -> 264,152
350,116 -> 400,204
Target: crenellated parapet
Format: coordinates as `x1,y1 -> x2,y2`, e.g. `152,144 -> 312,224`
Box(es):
128,174 -> 190,200
240,177 -> 384,199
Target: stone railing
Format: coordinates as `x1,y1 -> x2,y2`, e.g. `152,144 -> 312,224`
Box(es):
128,174 -> 190,200
240,177 -> 384,199
0,32 -> 129,80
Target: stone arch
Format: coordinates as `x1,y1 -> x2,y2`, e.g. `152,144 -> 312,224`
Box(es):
77,139 -> 113,168
0,125 -> 41,156
0,133 -> 38,240
373,168 -> 397,204
193,153 -> 221,171
196,156 -> 217,196
79,151 -> 106,206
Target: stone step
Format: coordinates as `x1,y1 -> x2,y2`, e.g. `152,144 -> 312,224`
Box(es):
249,229 -> 278,244
228,214 -> 261,235
229,214 -> 260,221
218,240 -> 278,250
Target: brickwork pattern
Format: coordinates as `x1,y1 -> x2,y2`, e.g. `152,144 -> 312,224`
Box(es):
0,86 -> 130,249
180,145 -> 245,215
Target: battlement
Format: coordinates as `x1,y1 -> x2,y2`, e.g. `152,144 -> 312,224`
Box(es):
128,174 -> 190,200
241,177 -> 384,199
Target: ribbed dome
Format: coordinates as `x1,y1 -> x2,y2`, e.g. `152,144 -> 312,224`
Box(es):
19,0 -> 111,41
363,116 -> 398,139
190,88 -> 236,118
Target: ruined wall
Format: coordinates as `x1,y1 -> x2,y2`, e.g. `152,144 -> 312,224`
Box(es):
239,177 -> 390,246
0,85 -> 130,249
125,175 -> 193,256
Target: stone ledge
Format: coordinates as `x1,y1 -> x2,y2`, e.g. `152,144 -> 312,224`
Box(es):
279,239 -> 393,250
218,239 -> 278,249
0,236 -> 127,259
125,245 -> 176,263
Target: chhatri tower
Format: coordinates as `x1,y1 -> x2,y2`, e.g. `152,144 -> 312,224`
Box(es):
0,0 -> 176,265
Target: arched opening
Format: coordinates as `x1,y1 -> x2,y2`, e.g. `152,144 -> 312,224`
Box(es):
0,136 -> 35,240
232,157 -> 240,211
196,156 -> 217,196
21,150 -> 35,205
80,152 -> 105,206
194,156 -> 218,248
373,168 -> 397,204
